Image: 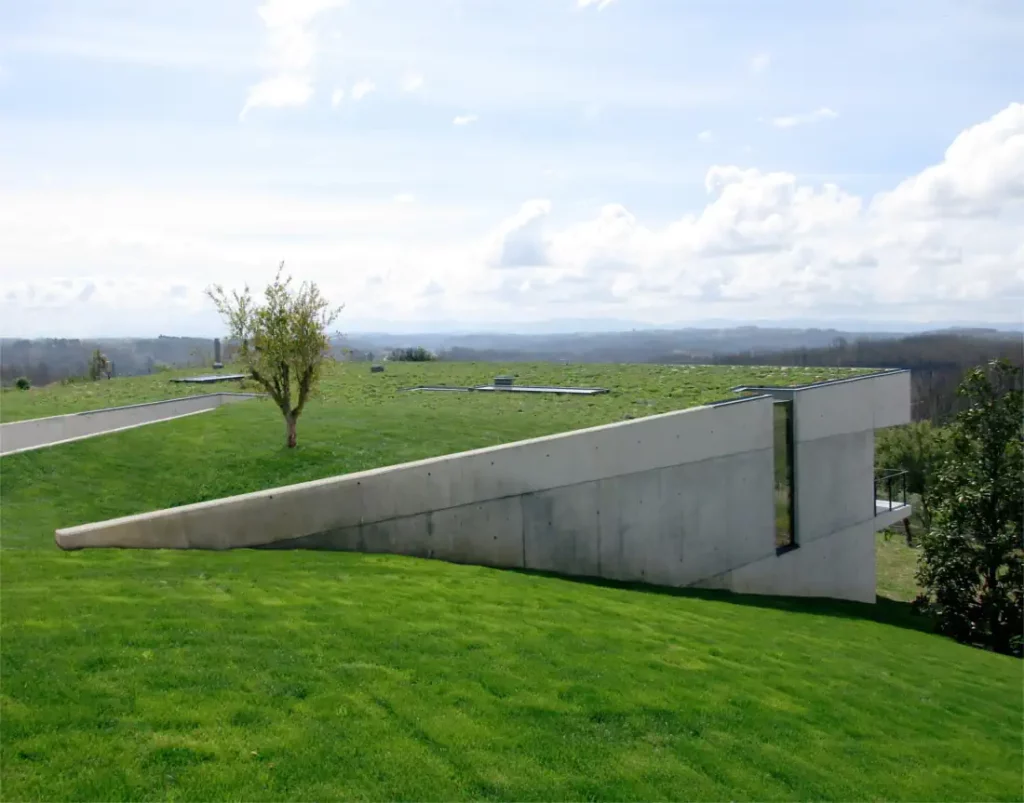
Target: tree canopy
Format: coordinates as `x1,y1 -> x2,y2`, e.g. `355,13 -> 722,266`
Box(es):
916,360 -> 1023,656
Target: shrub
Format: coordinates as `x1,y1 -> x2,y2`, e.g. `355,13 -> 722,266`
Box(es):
388,347 -> 436,362
88,349 -> 112,381
14,377 -> 30,390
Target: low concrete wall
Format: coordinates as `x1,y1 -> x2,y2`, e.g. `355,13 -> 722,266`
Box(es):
56,397 -> 783,591
1,393 -> 260,456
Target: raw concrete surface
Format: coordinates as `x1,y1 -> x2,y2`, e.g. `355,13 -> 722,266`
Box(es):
56,397 -> 778,591
1,393 -> 260,456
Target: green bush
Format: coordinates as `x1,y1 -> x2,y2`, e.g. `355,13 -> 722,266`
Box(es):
388,347 -> 436,362
15,377 -> 30,390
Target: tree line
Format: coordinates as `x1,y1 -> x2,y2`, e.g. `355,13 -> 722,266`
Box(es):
0,336 -> 219,386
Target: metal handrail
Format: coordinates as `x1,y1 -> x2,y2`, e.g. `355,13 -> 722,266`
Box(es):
874,468 -> 908,513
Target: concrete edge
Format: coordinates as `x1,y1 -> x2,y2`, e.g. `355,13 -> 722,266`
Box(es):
872,503 -> 913,532
730,367 -> 910,394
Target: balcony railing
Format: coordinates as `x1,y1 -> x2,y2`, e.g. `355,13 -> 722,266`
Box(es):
874,468 -> 908,514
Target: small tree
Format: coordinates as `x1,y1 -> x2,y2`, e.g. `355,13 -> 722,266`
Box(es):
916,360 -> 1023,656
206,264 -> 341,448
88,349 -> 111,381
15,376 -> 30,390
875,421 -> 949,544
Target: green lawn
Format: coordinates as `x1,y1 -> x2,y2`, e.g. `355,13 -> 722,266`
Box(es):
1,362 -> 1019,801
876,532 -> 924,602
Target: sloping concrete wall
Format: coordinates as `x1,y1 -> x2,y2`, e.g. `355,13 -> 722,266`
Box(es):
1,393 -> 260,456
56,397 -> 782,591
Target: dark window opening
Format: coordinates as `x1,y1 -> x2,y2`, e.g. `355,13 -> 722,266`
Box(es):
774,400 -> 796,550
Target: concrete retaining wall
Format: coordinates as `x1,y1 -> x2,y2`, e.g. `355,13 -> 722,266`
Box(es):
1,393 -> 260,455
56,396 -> 783,590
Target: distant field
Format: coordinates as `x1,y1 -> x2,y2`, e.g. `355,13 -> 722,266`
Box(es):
2,361 -> 1018,802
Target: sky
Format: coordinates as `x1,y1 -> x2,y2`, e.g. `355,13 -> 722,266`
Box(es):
0,0 -> 1022,338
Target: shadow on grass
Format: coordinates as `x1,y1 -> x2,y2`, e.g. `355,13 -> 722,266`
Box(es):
510,568 -> 935,635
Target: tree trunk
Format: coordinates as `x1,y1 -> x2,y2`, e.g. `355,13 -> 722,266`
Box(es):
285,414 -> 298,448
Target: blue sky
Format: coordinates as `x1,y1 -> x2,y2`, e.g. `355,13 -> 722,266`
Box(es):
1,0 -> 1022,336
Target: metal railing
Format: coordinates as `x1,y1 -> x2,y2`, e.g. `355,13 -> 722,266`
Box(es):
874,468 -> 908,513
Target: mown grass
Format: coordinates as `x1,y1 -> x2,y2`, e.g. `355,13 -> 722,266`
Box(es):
1,362 -> 1020,801
876,533 -> 924,602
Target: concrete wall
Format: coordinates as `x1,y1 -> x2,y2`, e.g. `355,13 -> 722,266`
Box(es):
700,370 -> 912,602
53,370 -> 912,603
705,520 -> 878,603
1,393 -> 259,456
57,396 -> 782,589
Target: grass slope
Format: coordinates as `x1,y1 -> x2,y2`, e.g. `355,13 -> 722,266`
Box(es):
2,362 -> 1019,801
0,368 -> 241,423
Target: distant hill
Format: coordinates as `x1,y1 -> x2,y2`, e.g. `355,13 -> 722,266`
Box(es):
334,327 -> 909,363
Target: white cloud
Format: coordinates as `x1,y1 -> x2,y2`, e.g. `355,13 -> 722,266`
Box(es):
240,74 -> 314,119
749,53 -> 771,74
577,0 -> 617,9
478,103 -> 1023,316
2,104 -> 1021,334
488,199 -> 552,268
453,113 -> 478,125
771,106 -> 839,129
241,0 -> 345,117
873,101 -> 1024,218
401,71 -> 424,93
331,87 -> 345,107
351,79 -> 376,100
697,130 -> 714,143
